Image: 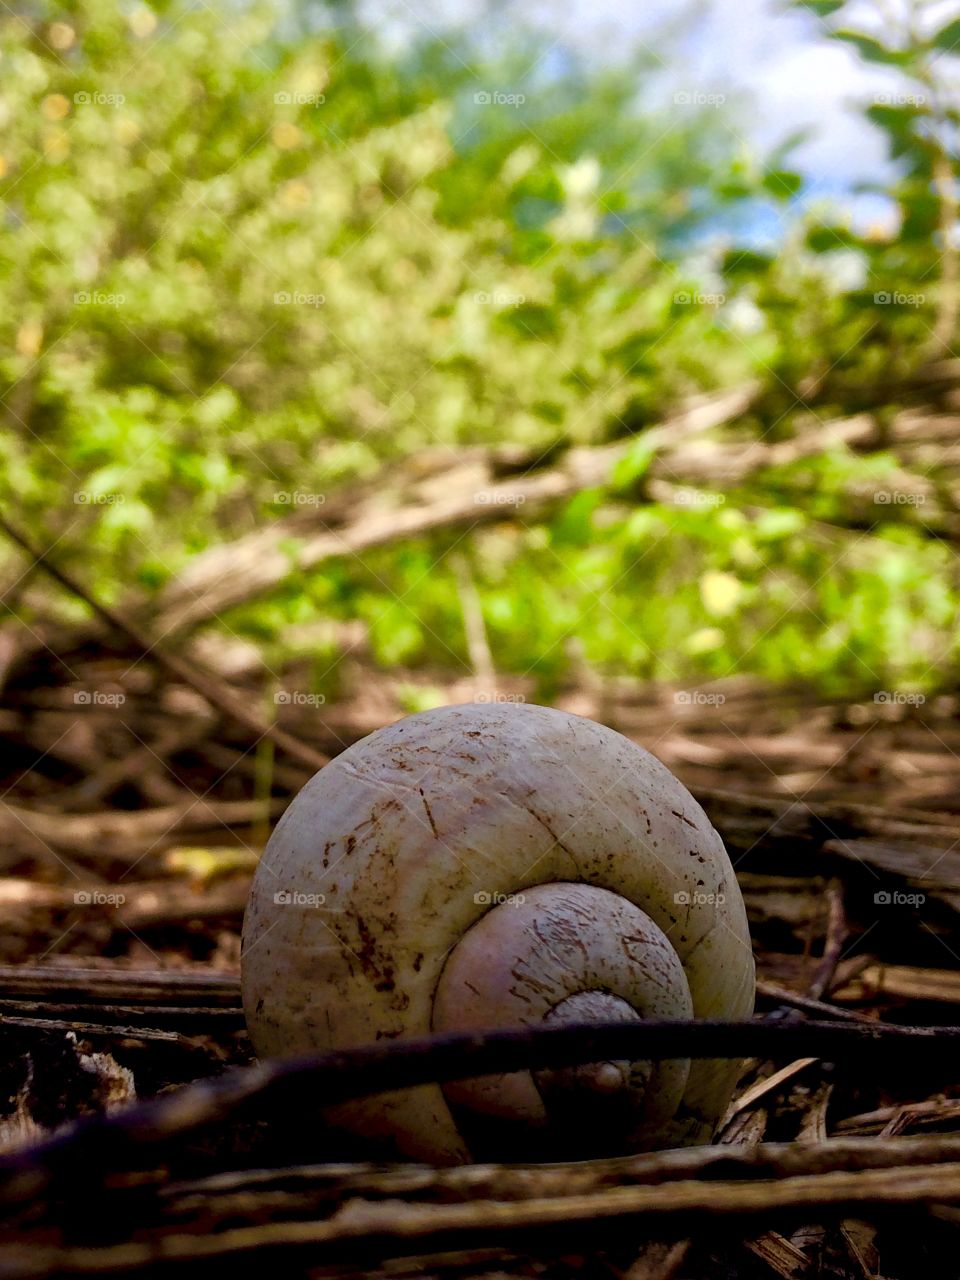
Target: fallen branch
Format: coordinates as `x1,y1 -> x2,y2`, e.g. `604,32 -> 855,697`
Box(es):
2,1018 -> 959,1203
697,787 -> 960,885
0,965 -> 240,1005
148,394 -> 960,637
5,1155 -> 960,1272
156,1130 -> 960,1210
0,800 -> 279,862
150,385 -> 759,633
0,514 -> 328,774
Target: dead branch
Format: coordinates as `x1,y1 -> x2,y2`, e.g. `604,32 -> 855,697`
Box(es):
0,800 -> 279,862
2,1017 -> 959,1206
149,385 -> 759,633
0,514 -> 328,774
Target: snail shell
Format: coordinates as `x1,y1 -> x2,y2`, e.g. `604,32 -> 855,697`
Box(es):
242,702 -> 754,1162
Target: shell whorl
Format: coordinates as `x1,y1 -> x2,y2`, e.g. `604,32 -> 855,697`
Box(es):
241,701 -> 755,1162
432,882 -> 693,1158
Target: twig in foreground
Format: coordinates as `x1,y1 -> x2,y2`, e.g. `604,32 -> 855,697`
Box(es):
1,1017 -> 958,1202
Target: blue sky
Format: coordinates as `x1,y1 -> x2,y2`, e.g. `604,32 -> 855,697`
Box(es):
361,0 -> 960,235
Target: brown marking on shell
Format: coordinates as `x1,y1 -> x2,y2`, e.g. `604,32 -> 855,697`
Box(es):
241,701 -> 755,1163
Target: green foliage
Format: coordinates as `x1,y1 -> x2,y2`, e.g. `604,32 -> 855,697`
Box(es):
1,0 -> 958,699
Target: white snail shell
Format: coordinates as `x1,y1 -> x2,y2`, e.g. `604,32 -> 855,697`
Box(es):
242,702 -> 755,1162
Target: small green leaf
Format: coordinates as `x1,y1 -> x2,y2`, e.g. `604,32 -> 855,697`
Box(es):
762,169 -> 803,200
722,248 -> 774,278
806,225 -> 863,253
931,17 -> 960,53
833,29 -> 912,66
611,438 -> 657,490
715,178 -> 754,201
866,104 -> 926,158
794,0 -> 846,15
900,188 -> 941,241
766,128 -> 813,168
753,509 -> 805,540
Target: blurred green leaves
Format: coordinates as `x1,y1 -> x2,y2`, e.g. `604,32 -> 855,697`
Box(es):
0,0 -> 958,699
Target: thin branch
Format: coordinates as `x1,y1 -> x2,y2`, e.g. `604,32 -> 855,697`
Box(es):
0,514 -> 327,773
2,1017 -> 960,1201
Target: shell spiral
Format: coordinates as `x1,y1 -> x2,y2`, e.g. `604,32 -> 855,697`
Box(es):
241,702 -> 755,1162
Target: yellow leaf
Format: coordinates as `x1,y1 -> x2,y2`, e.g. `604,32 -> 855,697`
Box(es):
128,7 -> 158,38
16,321 -> 43,357
685,627 -> 725,655
281,179 -> 311,207
115,118 -> 140,145
41,93 -> 70,121
48,23 -> 75,49
43,129 -> 70,160
164,846 -> 260,885
271,121 -> 301,150
700,570 -> 742,616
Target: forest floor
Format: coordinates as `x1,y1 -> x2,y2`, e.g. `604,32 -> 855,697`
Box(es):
1,650 -> 959,1278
